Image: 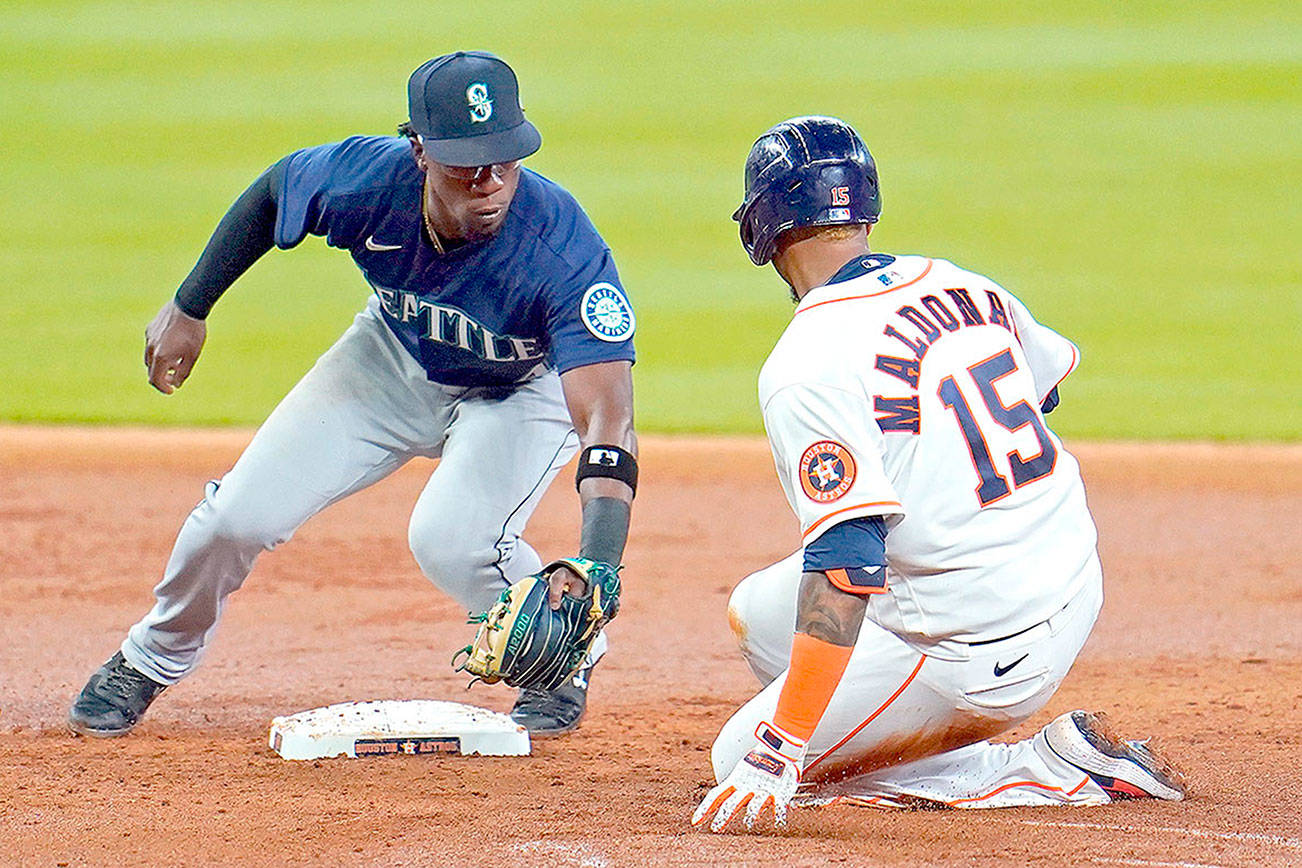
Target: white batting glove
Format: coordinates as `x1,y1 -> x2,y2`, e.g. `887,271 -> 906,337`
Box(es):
692,722 -> 806,833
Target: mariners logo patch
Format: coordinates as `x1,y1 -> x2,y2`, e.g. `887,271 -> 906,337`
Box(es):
466,82 -> 493,123
580,282 -> 635,342
799,441 -> 856,503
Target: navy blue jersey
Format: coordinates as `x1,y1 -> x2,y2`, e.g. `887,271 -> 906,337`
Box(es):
272,136 -> 635,387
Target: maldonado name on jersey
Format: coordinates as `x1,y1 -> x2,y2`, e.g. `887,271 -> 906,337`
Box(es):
372,285 -> 545,363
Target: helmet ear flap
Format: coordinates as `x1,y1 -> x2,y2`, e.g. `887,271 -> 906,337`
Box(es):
736,190 -> 785,266
738,211 -> 755,253
734,192 -> 772,265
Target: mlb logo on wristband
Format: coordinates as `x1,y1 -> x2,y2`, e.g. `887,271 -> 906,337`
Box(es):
588,448 -> 622,466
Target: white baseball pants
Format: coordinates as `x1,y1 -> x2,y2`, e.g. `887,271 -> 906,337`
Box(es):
122,298 -> 579,685
715,552 -> 1112,807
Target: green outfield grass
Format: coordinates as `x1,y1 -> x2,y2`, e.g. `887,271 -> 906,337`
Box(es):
1,1 -> 1298,439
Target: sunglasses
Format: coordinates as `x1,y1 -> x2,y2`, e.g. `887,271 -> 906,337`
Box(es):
435,161 -> 521,182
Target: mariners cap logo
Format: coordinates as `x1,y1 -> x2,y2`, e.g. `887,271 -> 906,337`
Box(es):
407,53 -> 540,166
799,440 -> 857,503
466,82 -> 493,123
580,282 -> 635,342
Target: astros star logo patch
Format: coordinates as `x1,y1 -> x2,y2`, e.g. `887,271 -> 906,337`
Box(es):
799,441 -> 856,503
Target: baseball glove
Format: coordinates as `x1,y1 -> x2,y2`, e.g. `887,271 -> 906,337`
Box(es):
453,557 -> 621,691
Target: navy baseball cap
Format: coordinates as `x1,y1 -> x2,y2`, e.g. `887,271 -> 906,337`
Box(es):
407,51 -> 542,167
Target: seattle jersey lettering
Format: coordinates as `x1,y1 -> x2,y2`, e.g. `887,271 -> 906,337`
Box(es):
373,286 -> 543,363
273,136 -> 634,387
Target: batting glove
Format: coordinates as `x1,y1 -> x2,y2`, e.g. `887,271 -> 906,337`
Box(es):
692,721 -> 805,833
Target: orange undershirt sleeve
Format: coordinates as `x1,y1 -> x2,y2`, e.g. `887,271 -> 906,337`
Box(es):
771,632 -> 855,742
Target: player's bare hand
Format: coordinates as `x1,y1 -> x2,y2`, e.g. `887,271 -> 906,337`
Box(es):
144,300 -> 206,394
692,723 -> 805,833
547,565 -> 587,610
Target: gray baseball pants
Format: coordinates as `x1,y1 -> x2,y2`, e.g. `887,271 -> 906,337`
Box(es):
122,298 -> 580,685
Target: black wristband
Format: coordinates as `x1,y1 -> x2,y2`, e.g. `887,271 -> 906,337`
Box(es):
575,445 -> 638,495
578,497 -> 631,565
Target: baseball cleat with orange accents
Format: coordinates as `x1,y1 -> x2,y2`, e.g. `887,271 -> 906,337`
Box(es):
1045,711 -> 1187,802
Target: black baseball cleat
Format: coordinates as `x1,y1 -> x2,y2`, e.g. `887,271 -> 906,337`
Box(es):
1045,710 -> 1187,802
67,651 -> 168,738
510,662 -> 595,737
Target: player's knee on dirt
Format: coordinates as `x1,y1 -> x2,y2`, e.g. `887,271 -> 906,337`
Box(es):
728,573 -> 780,683
727,575 -> 759,651
723,572 -> 770,655
727,559 -> 801,685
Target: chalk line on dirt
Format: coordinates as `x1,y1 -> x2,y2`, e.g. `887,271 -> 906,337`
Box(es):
1022,819 -> 1302,850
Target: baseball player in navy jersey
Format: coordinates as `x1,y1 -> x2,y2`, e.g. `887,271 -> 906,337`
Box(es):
68,52 -> 639,738
692,117 -> 1186,832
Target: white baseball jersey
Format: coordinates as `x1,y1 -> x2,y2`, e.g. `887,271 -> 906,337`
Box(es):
759,254 -> 1096,642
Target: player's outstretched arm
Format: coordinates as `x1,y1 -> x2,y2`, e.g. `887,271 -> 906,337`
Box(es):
453,361 -> 635,689
144,158 -> 288,394
693,571 -> 868,833
554,360 -> 636,606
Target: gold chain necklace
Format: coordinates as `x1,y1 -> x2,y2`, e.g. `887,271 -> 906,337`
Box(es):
420,179 -> 445,255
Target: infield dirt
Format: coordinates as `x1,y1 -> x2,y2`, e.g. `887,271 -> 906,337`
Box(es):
1,428 -> 1299,866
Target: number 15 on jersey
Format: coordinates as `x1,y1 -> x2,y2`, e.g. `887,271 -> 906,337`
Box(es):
937,348 -> 1057,507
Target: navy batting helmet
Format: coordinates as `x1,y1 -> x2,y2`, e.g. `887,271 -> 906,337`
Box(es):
732,116 -> 881,266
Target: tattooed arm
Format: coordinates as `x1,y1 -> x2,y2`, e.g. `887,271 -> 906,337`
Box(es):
796,570 -> 869,646
691,568 -> 871,832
